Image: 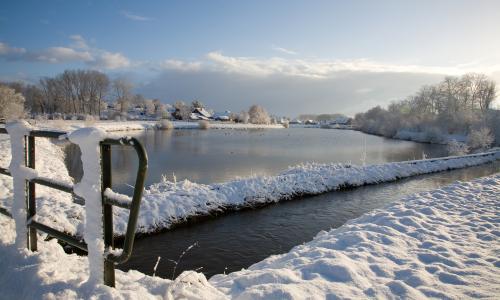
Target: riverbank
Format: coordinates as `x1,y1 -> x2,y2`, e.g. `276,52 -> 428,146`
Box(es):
0,172 -> 498,298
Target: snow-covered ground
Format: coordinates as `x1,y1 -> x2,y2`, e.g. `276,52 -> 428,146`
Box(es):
1,171 -> 499,299
210,173 -> 500,299
29,120 -> 284,132
394,129 -> 467,145
0,130 -> 499,237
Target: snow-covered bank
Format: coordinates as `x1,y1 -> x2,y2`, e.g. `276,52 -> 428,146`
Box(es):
30,120 -> 284,132
210,173 -> 500,299
393,129 -> 467,145
127,151 -> 500,235
1,171 -> 499,299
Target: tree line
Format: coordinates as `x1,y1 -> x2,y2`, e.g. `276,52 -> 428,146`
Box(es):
0,69 -> 165,119
354,73 -> 499,148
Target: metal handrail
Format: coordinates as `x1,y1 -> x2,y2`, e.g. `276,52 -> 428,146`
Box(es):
0,128 -> 148,287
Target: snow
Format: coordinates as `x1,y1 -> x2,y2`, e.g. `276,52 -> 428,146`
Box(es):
210,173 -> 500,299
394,129 -> 467,144
1,170 -> 499,298
104,188 -> 132,207
5,120 -> 33,248
68,127 -> 108,284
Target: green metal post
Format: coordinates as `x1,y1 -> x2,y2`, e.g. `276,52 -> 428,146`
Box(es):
27,136 -> 37,251
101,144 -> 115,287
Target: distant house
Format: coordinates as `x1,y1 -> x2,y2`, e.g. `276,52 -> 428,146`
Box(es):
289,119 -> 302,124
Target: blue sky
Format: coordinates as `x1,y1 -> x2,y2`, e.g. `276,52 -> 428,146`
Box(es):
1,0 -> 500,115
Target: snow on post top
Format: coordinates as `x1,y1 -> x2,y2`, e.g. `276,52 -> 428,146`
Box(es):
68,127 -> 107,285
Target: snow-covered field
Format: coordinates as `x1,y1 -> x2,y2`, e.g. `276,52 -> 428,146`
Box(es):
0,130 -> 499,237
1,172 -> 499,299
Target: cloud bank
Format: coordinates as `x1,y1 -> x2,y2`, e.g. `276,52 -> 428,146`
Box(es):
0,36 -> 130,70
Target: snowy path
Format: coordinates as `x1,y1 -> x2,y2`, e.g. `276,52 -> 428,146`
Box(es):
0,172 -> 499,299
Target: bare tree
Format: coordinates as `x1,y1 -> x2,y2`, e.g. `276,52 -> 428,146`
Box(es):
0,85 -> 25,119
113,77 -> 133,113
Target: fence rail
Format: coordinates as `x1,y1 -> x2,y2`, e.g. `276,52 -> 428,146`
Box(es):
0,126 -> 148,287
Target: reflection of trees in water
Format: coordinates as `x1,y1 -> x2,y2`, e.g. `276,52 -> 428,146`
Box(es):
381,142 -> 447,162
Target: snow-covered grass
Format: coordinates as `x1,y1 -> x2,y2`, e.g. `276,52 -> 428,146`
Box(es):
1,171 -> 499,299
210,173 -> 500,299
394,129 -> 467,145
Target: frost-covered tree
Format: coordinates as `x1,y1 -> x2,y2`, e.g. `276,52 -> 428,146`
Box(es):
248,105 -> 270,124
467,127 -> 494,151
191,100 -> 204,109
447,140 -> 469,156
173,101 -> 192,120
0,85 -> 25,120
237,111 -> 249,123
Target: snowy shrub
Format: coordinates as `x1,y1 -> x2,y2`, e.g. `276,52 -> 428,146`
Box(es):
447,140 -> 469,156
198,120 -> 210,130
248,105 -> 270,124
282,120 -> 290,128
237,111 -> 249,123
157,119 -> 173,130
467,127 -> 494,151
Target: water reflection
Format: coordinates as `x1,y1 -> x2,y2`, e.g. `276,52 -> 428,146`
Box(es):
64,128 -> 448,195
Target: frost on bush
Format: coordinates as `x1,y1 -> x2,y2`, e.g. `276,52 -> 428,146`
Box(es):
467,127 -> 494,151
248,105 -> 270,124
157,119 -> 173,130
198,120 -> 210,130
447,140 -> 469,156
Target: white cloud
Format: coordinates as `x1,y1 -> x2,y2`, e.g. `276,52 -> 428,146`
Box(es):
69,35 -> 89,49
0,36 -> 131,70
272,45 -> 298,55
201,52 -> 500,79
34,47 -> 93,63
0,42 -> 26,55
121,11 -> 153,21
88,51 -> 130,69
159,59 -> 202,71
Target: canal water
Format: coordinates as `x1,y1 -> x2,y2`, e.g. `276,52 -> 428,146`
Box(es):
66,128 -> 448,193
63,128 -> 498,279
